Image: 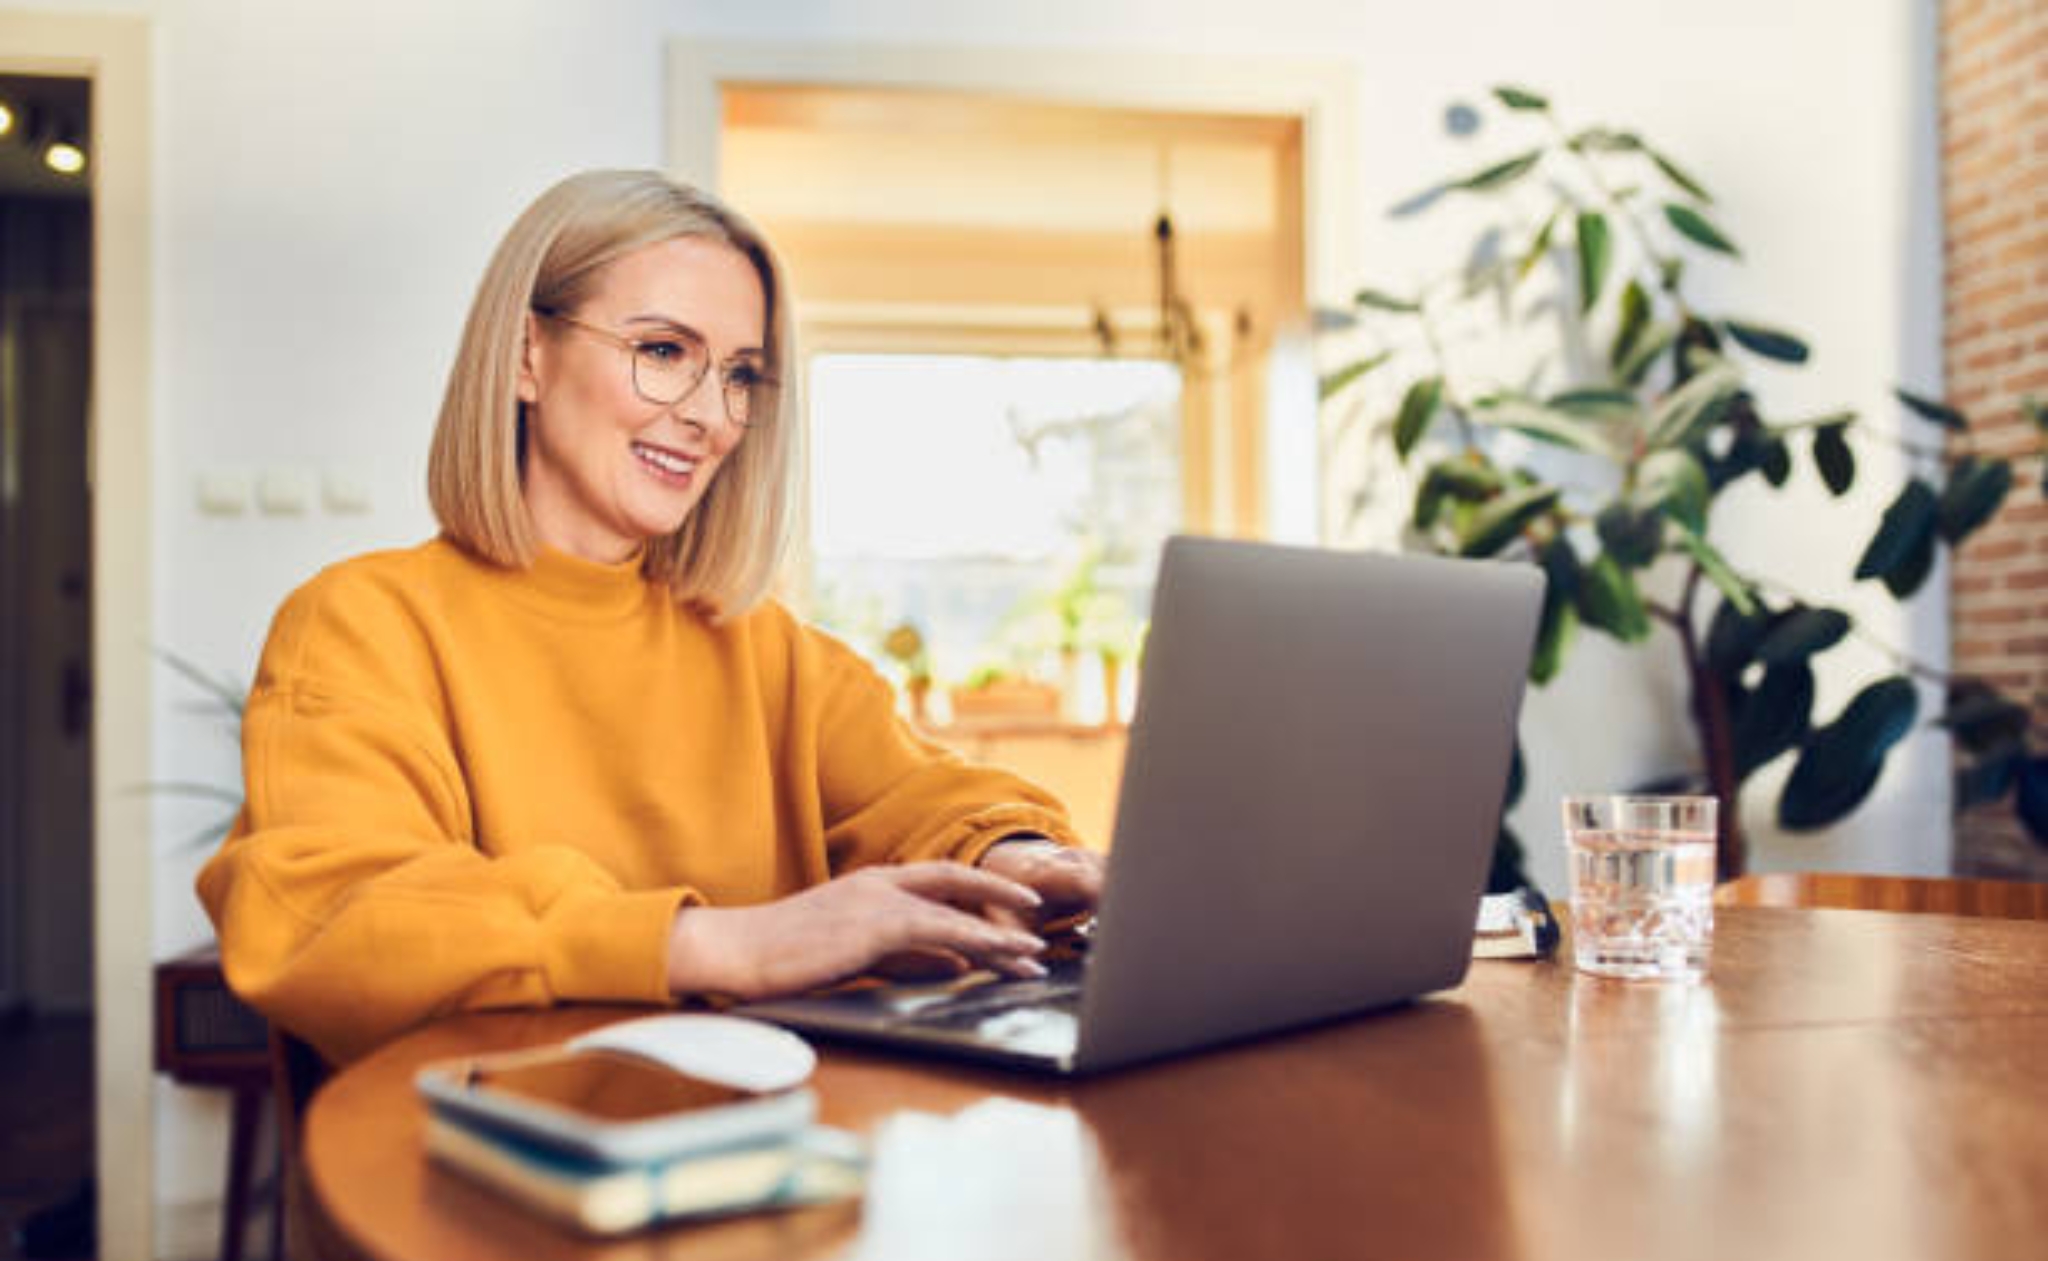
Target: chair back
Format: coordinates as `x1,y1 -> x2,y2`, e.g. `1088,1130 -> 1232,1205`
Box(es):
1715,873 -> 2048,921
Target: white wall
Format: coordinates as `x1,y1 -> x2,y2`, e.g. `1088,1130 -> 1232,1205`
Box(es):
17,1 -> 1939,1255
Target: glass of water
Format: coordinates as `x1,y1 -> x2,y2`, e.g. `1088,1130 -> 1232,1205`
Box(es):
1563,795 -> 1718,981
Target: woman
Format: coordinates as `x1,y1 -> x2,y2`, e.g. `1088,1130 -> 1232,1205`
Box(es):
197,170 -> 1104,1066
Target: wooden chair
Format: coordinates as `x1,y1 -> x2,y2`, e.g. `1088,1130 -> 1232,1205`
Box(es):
270,1029 -> 350,1261
1715,873 -> 2048,921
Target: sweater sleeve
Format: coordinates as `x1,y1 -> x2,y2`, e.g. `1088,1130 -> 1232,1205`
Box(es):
801,625 -> 1084,872
194,577 -> 687,1065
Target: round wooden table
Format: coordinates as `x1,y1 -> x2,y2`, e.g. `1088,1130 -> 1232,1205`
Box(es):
306,907 -> 2048,1261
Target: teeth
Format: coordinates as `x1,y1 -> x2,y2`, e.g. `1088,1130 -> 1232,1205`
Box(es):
634,444 -> 696,476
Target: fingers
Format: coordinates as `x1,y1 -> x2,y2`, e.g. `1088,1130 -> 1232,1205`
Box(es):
889,861 -> 1045,914
985,844 -> 1107,915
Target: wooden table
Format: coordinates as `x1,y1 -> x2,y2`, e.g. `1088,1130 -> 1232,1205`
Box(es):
304,908 -> 2048,1261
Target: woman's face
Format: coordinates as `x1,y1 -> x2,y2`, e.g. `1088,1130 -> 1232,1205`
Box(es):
517,235 -> 766,563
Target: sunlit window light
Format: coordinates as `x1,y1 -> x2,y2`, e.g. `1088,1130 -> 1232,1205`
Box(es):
0,102 -> 14,138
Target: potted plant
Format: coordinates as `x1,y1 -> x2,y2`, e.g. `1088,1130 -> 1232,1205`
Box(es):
1320,86 -> 2047,883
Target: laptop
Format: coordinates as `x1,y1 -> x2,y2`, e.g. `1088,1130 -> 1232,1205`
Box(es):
738,535 -> 1544,1075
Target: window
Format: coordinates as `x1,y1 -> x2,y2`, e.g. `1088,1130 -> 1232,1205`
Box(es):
807,352 -> 1179,717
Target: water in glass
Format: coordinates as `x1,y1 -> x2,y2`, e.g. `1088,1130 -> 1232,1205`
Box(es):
1564,796 -> 1717,981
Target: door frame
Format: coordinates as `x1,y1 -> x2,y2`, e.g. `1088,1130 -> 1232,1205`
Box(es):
0,12 -> 153,1261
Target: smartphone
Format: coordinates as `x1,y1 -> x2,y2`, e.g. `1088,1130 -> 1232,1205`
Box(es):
417,1045 -> 817,1166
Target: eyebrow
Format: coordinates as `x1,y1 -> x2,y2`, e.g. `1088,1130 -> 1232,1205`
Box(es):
622,313 -> 765,357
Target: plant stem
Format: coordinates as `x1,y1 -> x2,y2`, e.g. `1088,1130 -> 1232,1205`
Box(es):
1667,562 -> 1748,878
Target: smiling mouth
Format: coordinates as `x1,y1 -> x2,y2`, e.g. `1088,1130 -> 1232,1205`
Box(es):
632,441 -> 700,482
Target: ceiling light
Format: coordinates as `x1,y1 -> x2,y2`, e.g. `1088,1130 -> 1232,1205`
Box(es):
44,141 -> 86,176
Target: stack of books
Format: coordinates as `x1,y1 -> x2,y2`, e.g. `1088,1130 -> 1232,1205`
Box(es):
1473,886 -> 1562,960
415,1014 -> 866,1235
421,1106 -> 866,1235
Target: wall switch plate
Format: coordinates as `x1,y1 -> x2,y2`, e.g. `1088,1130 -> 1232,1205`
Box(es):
257,470 -> 312,515
322,472 -> 372,515
196,471 -> 250,516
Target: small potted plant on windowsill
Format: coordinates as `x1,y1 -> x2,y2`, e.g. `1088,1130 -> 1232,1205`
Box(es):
947,663 -> 1064,727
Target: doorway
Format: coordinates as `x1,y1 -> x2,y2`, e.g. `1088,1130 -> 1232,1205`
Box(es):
0,70 -> 96,1258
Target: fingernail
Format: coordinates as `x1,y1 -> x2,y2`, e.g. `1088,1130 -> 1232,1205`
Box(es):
1019,887 -> 1044,907
1012,932 -> 1046,954
1015,958 -> 1048,979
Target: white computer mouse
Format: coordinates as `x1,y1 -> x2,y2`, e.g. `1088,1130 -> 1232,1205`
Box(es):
569,1013 -> 818,1094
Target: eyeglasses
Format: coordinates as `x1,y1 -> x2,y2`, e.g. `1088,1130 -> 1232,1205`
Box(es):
534,309 -> 773,429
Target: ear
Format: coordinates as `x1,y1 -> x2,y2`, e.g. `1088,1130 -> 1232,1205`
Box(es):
516,311 -> 543,404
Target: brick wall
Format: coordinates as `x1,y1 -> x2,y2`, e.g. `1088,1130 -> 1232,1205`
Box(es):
1942,0 -> 2048,878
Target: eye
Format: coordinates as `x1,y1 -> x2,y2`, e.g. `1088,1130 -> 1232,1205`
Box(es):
725,362 -> 767,389
636,339 -> 690,366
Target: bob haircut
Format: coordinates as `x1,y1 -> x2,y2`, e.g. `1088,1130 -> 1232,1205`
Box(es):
428,169 -> 801,620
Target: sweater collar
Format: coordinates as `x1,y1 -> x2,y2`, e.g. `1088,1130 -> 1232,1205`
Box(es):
506,544 -> 653,621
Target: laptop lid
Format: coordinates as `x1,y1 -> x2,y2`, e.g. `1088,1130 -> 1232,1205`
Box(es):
1067,536 -> 1542,1071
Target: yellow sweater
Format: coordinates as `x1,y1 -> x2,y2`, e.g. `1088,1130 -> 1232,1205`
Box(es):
196,538 -> 1079,1064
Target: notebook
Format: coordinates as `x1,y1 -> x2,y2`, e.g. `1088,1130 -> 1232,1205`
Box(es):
739,535 -> 1544,1075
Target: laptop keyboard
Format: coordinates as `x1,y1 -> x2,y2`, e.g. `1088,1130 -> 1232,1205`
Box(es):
890,963 -> 1084,1030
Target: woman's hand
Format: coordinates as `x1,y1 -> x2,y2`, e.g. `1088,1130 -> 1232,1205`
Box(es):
665,863 -> 1049,1001
975,838 -> 1106,927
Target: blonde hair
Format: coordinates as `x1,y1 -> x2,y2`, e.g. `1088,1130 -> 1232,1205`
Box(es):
427,170 -> 802,619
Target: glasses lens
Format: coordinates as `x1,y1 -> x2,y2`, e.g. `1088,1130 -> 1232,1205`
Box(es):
631,334 -> 708,405
723,369 -> 771,428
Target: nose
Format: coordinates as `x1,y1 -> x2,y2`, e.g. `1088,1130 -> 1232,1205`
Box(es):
663,368 -> 737,444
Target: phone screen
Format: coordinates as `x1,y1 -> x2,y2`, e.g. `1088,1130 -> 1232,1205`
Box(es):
464,1048 -> 753,1123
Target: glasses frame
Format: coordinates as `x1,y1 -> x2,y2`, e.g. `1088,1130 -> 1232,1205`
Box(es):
534,308 -> 771,429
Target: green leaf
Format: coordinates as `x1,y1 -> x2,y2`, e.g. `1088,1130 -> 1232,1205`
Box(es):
1731,662 -> 1815,780
1940,679 -> 2032,756
1706,596 -> 1773,675
1569,127 -> 1642,153
1670,521 -> 1756,616
1453,148 -> 1544,193
1432,457 -> 1506,500
1724,321 -> 1810,365
1597,501 -> 1664,569
1354,288 -> 1422,314
1756,606 -> 1851,665
1617,321 -> 1679,386
1646,357 -> 1742,449
1854,479 -> 1939,596
1778,676 -> 1920,831
1393,377 -> 1444,459
1641,449 -> 1710,531
1814,422 -> 1855,496
1494,86 -> 1550,111
1470,396 -> 1617,455
1414,457 -> 1504,531
1576,212 -> 1610,314
1956,751 -> 2019,809
1611,279 -> 1651,371
1759,436 -> 1792,487
1937,455 -> 2014,544
1577,553 -> 1652,642
1517,211 -> 1560,283
1531,540 -> 1581,685
1894,387 -> 1967,431
1488,826 -> 1530,894
1664,203 -> 1740,256
1547,387 -> 1641,421
1458,484 -> 1561,558
1649,148 -> 1713,203
1317,351 -> 1392,402
2024,396 -> 2048,436
2015,758 -> 2048,843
